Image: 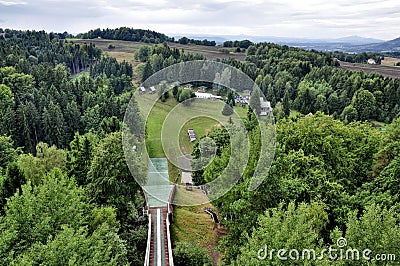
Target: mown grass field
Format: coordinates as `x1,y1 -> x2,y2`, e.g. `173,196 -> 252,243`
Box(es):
138,95 -> 176,158
179,117 -> 220,155
137,92 -> 248,158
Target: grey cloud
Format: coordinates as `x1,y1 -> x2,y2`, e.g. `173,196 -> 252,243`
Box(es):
0,0 -> 398,39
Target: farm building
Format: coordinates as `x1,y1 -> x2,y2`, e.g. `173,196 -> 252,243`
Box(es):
185,84 -> 193,89
260,97 -> 272,116
149,86 -> 156,94
368,58 -> 377,64
188,129 -> 197,142
139,86 -> 146,94
194,92 -> 222,100
198,86 -> 208,92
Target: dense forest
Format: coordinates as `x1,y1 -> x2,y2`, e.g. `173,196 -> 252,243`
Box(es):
220,42 -> 400,123
333,51 -> 382,64
192,113 -> 400,264
135,39 -> 400,124
76,27 -> 173,44
1,28 -> 400,265
0,29 -> 147,264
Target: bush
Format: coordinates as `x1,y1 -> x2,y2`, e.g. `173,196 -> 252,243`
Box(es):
222,103 -> 233,116
173,242 -> 212,266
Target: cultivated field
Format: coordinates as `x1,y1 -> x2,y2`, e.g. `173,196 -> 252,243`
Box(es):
339,60 -> 400,79
381,56 -> 400,67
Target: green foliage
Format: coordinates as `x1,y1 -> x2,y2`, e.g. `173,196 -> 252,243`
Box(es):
18,142 -> 66,186
178,89 -> 193,105
272,102 -> 285,120
13,223 -> 128,266
246,45 -> 257,56
0,84 -> 15,137
333,204 -> 400,264
334,51 -> 382,64
134,46 -> 151,62
222,103 -> 234,116
282,89 -> 290,117
0,31 -> 130,153
0,162 -> 26,214
173,242 -> 212,266
0,170 -> 87,263
351,89 -> 376,121
100,116 -> 121,136
0,169 -> 127,265
214,114 -> 381,262
234,202 -> 328,265
0,135 -> 18,172
249,87 -> 261,115
142,61 -> 153,82
85,132 -> 147,262
77,27 -> 172,43
86,132 -> 142,211
67,132 -> 99,186
341,105 -> 358,124
42,101 -> 67,148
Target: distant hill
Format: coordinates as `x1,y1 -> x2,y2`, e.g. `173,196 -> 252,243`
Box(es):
76,28 -> 399,53
347,37 -> 400,52
172,34 -> 383,46
333,36 -> 384,45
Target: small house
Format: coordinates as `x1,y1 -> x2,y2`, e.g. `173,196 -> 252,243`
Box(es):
149,86 -> 156,94
198,86 -> 207,92
185,84 -> 193,89
139,86 -> 146,94
368,58 -> 377,65
260,97 -> 272,116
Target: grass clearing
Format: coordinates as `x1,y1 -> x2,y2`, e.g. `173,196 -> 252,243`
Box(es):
179,117 -> 220,155
160,98 -> 246,167
138,95 -> 177,158
137,92 -> 247,159
69,38 -> 246,63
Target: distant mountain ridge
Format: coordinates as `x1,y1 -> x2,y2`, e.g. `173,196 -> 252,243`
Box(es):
171,34 -> 384,46
348,37 -> 400,52
75,27 -> 399,53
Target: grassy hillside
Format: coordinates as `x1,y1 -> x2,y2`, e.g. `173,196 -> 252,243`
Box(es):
70,38 -> 246,63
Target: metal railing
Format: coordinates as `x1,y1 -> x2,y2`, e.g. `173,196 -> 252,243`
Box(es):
166,214 -> 174,266
144,213 -> 152,266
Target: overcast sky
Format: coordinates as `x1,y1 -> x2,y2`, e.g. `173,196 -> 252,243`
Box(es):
0,0 -> 399,40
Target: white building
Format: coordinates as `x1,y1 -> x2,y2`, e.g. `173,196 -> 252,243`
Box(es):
194,92 -> 222,100
260,97 -> 272,116
368,58 -> 377,65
